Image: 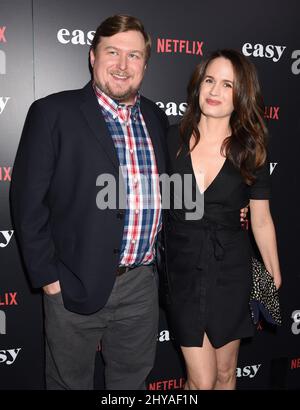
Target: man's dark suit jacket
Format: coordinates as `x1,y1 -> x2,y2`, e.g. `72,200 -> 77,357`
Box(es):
10,81 -> 168,314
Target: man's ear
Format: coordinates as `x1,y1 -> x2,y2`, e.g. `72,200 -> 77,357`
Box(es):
90,49 -> 95,67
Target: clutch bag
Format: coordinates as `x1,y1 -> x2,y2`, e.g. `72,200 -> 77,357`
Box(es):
249,257 -> 282,326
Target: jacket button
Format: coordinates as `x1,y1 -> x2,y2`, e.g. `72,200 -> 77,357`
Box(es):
113,248 -> 120,254
116,212 -> 124,219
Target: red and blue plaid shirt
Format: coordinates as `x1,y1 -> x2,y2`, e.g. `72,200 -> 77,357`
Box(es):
94,85 -> 162,266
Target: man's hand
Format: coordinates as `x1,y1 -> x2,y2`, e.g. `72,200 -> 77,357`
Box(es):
240,205 -> 249,222
43,280 -> 61,295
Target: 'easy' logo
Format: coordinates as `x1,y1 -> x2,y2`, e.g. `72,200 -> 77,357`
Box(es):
291,50 -> 300,75
0,348 -> 21,365
0,97 -> 10,114
242,43 -> 286,62
57,28 -> 95,45
291,310 -> 300,335
0,230 -> 14,248
236,364 -> 261,378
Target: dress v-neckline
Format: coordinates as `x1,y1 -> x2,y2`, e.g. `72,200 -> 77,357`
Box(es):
188,153 -> 227,195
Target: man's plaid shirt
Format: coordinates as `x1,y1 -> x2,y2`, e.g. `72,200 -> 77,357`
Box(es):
94,85 -> 162,266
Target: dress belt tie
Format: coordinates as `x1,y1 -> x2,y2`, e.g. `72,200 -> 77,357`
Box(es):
209,227 -> 225,261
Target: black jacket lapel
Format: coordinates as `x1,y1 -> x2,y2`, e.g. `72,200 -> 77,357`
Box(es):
80,82 -> 120,171
141,98 -> 166,175
80,84 -> 166,175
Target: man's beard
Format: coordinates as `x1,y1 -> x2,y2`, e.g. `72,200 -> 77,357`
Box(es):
97,79 -> 142,104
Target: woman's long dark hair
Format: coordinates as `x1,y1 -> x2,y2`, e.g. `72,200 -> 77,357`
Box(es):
179,49 -> 268,184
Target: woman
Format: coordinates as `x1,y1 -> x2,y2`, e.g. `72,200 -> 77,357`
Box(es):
164,49 -> 281,390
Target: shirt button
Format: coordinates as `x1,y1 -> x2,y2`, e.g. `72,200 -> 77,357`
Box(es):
130,149 -> 133,154
131,240 -> 136,244
135,210 -> 139,214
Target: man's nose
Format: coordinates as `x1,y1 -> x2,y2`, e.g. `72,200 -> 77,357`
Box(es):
117,53 -> 128,71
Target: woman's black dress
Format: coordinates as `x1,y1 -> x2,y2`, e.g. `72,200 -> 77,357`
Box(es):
164,125 -> 270,348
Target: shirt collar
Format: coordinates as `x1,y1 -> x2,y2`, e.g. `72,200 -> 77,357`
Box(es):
93,83 -> 141,119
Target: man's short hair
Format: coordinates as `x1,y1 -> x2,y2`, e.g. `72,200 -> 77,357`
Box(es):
91,14 -> 151,63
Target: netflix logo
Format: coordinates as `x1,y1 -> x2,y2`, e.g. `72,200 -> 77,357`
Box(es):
148,377 -> 185,390
156,38 -> 204,55
0,26 -> 6,43
0,292 -> 18,307
264,106 -> 280,120
290,358 -> 300,370
0,166 -> 12,182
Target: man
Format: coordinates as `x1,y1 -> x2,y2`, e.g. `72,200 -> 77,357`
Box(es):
11,14 -> 247,390
11,15 -> 168,390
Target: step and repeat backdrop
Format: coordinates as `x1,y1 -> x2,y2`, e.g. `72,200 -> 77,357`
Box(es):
0,0 -> 299,389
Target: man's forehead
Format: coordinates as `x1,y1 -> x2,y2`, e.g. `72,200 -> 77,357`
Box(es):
99,31 -> 146,51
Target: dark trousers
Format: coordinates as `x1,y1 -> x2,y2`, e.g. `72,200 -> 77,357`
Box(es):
43,265 -> 159,390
